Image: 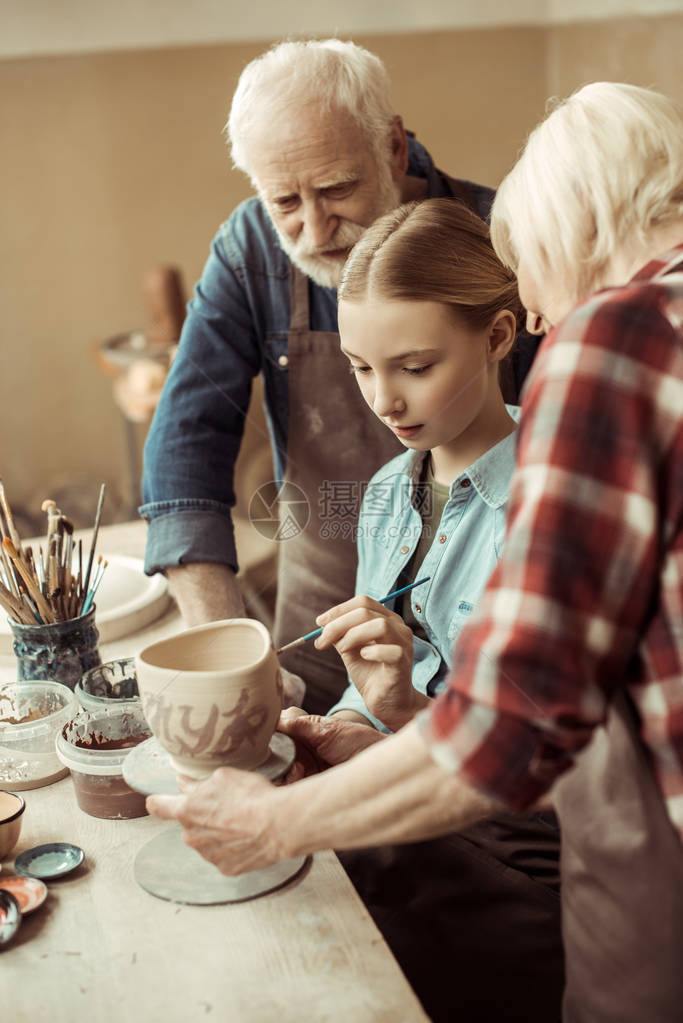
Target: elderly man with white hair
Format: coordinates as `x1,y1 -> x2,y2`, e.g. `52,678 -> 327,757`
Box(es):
150,81 -> 683,1022
140,38 -> 538,715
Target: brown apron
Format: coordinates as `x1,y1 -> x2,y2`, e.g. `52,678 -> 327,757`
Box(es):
338,811 -> 564,1023
273,267 -> 402,714
554,687 -> 683,1022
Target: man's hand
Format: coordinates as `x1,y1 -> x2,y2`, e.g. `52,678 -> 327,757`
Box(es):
314,595 -> 428,730
278,708 -> 386,779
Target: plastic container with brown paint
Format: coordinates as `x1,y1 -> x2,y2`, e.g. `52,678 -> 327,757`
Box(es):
0,681 -> 78,790
55,706 -> 151,819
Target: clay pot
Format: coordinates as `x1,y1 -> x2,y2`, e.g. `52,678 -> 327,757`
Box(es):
135,619 -> 283,778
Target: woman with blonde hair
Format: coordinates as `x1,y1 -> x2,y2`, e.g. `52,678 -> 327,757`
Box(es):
484,81 -> 683,1021
149,82 -> 683,1022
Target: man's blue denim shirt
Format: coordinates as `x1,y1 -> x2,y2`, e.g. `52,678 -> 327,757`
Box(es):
328,407 -> 521,731
140,136 -> 496,575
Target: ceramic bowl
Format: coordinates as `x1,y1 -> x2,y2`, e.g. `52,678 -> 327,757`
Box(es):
0,889 -> 21,945
135,618 -> 283,777
14,842 -> 84,879
0,791 -> 25,859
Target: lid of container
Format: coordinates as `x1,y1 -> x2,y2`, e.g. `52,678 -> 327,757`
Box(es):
55,731 -> 129,776
0,682 -> 78,743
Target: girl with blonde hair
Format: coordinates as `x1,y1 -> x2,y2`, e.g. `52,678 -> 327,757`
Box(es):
319,197 -> 522,728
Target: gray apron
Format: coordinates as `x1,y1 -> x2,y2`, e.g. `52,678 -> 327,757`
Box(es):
273,266 -> 402,714
554,687 -> 683,1022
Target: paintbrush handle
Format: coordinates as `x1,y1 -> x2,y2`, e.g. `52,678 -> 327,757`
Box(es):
80,484 -> 105,613
0,479 -> 23,555
0,579 -> 34,624
275,576 -> 431,655
2,539 -> 54,623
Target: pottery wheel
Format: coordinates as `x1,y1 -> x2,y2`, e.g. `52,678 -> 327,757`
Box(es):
123,731 -> 296,796
134,828 -> 308,905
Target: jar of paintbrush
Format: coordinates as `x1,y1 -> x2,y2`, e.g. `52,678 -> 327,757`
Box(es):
0,482 -> 107,690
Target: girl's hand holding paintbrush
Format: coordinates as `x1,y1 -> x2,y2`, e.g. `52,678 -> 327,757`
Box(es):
314,594 -> 430,731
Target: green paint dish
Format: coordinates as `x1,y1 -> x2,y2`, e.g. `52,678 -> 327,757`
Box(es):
14,842 -> 84,880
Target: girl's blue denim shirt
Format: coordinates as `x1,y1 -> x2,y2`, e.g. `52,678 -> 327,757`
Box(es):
328,406 -> 521,731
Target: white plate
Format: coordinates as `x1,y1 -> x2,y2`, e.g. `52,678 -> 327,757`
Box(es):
0,554 -> 171,655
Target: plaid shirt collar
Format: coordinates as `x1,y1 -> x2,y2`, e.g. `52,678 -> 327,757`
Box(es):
630,243 -> 683,283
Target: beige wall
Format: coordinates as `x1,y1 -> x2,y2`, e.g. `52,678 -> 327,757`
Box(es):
1,14 -> 681,519
547,13 -> 683,96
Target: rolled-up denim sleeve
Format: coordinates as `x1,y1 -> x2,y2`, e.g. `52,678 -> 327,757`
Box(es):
140,500 -> 239,576
141,218 -> 262,576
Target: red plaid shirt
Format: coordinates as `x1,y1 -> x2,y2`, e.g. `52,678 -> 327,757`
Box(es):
421,246 -> 683,839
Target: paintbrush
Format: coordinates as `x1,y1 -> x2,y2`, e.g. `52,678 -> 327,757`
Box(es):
0,546 -> 20,599
81,557 -> 108,615
275,576 -> 432,655
0,578 -> 33,624
79,483 -> 105,615
0,477 -> 24,559
2,537 -> 55,623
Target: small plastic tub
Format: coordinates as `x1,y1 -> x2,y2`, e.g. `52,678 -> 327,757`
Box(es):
0,681 -> 78,791
56,706 -> 151,820
76,658 -> 140,713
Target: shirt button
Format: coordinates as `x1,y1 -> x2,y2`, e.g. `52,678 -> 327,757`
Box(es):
461,478 -> 471,488
439,534 -> 447,544
400,545 -> 410,554
415,604 -> 421,613
278,354 -> 289,367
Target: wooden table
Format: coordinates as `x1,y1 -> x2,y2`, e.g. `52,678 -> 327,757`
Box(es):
3,521 -> 427,1023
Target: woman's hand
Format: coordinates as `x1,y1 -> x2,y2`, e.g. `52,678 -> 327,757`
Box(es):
146,714 -> 386,873
148,767 -> 284,875
314,595 -> 428,731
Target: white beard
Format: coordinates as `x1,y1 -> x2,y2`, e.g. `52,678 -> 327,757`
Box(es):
270,165 -> 402,290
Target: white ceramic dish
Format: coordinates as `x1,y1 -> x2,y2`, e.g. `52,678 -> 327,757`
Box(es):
0,554 -> 170,656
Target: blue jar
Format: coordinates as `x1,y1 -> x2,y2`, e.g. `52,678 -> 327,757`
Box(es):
9,606 -> 101,691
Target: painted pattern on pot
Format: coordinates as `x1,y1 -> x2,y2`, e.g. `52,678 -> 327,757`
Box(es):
143,685 -> 280,761
136,619 -> 283,777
